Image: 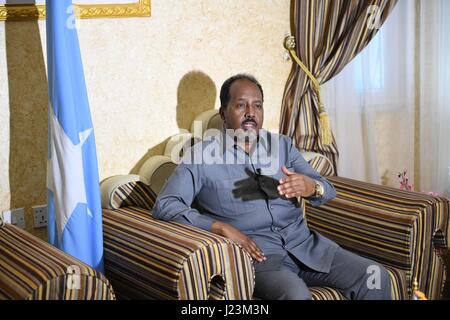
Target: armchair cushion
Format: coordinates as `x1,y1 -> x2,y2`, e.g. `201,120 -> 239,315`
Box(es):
309,287 -> 346,300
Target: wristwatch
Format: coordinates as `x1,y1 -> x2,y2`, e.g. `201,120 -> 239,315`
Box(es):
313,180 -> 325,198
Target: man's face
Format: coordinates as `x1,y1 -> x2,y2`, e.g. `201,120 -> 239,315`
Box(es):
220,79 -> 264,134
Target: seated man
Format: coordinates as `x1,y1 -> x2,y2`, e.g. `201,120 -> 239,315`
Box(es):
153,73 -> 392,300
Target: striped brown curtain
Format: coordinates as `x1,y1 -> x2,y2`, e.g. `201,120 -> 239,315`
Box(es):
280,0 -> 398,173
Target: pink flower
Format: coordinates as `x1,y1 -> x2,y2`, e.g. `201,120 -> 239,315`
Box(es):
398,169 -> 444,197
398,169 -> 414,191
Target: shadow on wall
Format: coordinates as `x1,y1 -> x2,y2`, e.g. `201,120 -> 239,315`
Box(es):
129,71 -> 217,174
176,71 -> 217,131
6,1 -> 48,239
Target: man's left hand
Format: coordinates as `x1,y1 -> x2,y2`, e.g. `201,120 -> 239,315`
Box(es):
278,166 -> 315,199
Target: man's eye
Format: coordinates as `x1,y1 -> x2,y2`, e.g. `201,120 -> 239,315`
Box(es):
255,104 -> 263,109
237,103 -> 245,108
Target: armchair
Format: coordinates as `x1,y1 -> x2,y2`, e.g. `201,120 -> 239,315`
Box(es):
101,175 -> 254,299
0,222 -> 115,300
306,176 -> 449,299
101,173 -> 347,300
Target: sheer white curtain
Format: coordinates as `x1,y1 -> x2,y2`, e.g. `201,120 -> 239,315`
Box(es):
419,0 -> 450,196
320,0 -> 450,194
321,0 -> 415,185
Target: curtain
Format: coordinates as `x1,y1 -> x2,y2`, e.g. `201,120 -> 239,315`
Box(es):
319,0 -> 450,195
419,0 -> 450,196
321,0 -> 415,185
280,0 -> 398,173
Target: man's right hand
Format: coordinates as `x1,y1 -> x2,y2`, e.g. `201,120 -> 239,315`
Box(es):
211,221 -> 266,263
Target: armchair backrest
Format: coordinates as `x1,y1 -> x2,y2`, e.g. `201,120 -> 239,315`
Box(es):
100,175 -> 156,210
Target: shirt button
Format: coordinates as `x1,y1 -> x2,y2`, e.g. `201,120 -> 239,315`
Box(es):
282,245 -> 287,249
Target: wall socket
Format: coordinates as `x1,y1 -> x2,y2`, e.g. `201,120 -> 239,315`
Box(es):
32,205 -> 48,228
1,208 -> 25,229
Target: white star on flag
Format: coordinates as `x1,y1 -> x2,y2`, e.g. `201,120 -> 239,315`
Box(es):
47,107 -> 93,239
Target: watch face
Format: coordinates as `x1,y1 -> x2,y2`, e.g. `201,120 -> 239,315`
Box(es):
316,182 -> 324,197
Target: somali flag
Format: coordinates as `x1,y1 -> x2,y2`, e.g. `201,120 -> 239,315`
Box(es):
46,0 -> 104,272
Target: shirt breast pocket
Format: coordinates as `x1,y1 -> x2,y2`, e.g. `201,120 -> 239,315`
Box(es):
215,178 -> 255,216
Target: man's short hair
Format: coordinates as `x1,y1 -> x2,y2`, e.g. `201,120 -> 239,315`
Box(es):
220,74 -> 264,108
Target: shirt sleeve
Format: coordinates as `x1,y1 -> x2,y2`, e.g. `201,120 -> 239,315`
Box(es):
286,137 -> 337,206
153,164 -> 215,231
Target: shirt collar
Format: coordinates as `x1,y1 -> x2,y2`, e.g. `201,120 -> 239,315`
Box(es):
218,128 -> 270,155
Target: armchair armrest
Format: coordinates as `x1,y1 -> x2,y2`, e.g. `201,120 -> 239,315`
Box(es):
305,176 -> 449,300
103,207 -> 254,299
0,223 -> 115,300
100,175 -> 255,300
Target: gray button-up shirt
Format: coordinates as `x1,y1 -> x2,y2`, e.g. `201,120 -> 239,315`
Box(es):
153,129 -> 339,273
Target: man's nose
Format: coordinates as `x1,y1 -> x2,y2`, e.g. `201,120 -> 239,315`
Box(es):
245,105 -> 256,118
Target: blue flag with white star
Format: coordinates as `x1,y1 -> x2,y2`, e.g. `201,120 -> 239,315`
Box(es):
46,0 -> 104,272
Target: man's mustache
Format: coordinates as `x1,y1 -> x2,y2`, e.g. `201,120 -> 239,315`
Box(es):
242,118 -> 257,125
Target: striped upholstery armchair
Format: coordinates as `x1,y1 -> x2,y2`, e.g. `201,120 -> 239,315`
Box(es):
306,175 -> 449,300
101,175 -> 255,300
298,152 -> 449,299
101,152 -> 449,300
0,223 -> 115,300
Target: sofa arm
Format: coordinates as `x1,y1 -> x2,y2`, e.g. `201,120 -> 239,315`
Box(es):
305,176 -> 449,300
103,206 -> 255,300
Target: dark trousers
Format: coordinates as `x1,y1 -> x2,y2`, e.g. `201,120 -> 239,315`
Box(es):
254,247 -> 392,300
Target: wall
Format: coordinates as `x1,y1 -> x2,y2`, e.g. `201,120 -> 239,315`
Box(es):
0,0 -> 292,239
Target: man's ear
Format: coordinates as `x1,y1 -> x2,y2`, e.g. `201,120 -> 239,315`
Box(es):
219,106 -> 226,122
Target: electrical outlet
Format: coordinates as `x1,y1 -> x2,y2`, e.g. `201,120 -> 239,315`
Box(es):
1,210 -> 11,224
32,205 -> 48,228
1,208 -> 25,229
